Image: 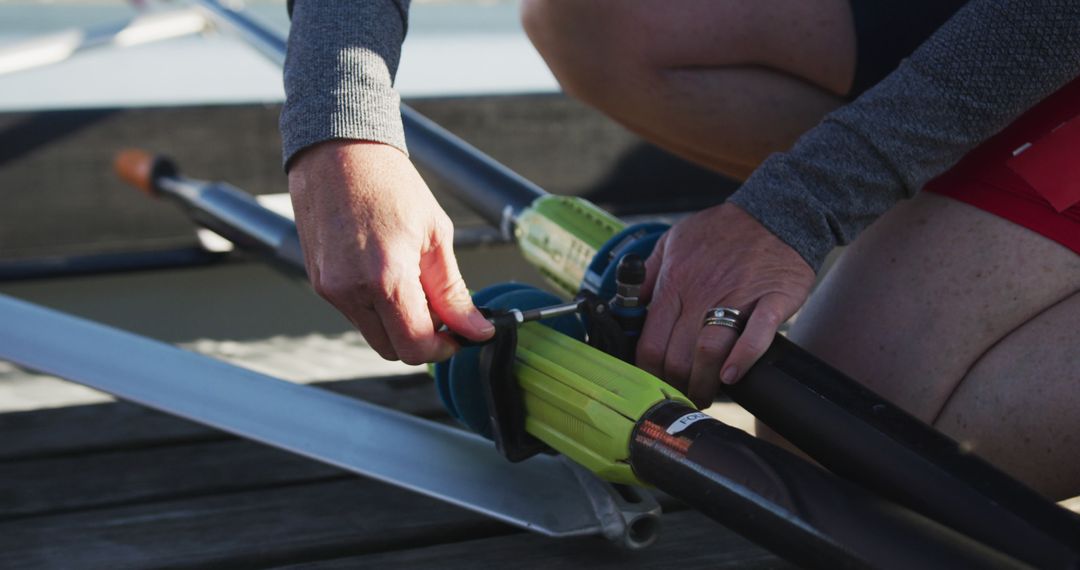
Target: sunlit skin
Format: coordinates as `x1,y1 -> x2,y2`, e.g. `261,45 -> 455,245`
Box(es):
288,141 -> 494,365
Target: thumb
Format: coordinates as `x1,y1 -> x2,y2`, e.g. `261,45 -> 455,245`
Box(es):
420,238 -> 494,341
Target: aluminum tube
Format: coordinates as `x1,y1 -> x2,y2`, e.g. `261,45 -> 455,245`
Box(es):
631,402 -> 1026,570
156,175 -> 305,270
401,106 -> 548,226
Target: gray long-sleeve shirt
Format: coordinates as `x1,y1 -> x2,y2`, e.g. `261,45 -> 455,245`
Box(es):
281,0 -> 411,162
280,0 -> 1080,271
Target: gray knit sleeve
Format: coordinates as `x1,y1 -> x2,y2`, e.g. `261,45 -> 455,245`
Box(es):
280,0 -> 412,170
728,0 -> 1080,271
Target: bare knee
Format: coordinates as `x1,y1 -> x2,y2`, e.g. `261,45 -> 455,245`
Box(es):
521,0 -> 644,104
524,0 -> 856,100
521,0 -> 584,97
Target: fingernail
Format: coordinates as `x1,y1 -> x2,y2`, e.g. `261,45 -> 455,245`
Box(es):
721,366 -> 739,385
469,311 -> 495,335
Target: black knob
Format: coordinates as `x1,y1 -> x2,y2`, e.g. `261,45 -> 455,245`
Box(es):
615,254 -> 646,286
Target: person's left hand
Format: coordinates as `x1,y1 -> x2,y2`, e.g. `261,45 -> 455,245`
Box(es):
636,202 -> 816,408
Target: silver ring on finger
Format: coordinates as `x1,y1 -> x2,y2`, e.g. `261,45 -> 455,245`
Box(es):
702,306 -> 747,334
703,307 -> 742,321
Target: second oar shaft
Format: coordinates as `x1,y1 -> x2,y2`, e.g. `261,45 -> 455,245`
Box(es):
631,402 -> 1025,570
728,335 -> 1080,568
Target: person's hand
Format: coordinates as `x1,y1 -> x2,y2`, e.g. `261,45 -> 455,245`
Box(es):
288,140 -> 494,364
636,203 -> 815,407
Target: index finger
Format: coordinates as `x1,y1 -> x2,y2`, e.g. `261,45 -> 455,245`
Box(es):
720,294 -> 793,384
375,269 -> 456,365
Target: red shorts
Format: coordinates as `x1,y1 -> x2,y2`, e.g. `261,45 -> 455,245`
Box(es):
923,75 -> 1080,255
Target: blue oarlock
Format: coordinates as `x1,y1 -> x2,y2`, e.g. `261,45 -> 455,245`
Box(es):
434,283 -> 586,436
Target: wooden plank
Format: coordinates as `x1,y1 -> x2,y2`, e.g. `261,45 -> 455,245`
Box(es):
0,374 -> 446,461
0,439 -> 344,520
0,472 -> 783,569
0,397 -> 217,461
277,509 -> 789,570
0,429 -> 686,525
0,479 -> 511,570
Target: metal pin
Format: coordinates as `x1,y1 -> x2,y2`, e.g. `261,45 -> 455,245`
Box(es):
517,300 -> 584,324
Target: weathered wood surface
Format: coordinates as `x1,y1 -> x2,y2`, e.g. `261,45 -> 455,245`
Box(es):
284,510 -> 790,570
0,375 -> 443,461
0,478 -> 510,569
0,374 -> 785,569
0,439 -> 343,520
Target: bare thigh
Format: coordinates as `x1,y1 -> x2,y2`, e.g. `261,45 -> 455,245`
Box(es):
522,0 -> 855,177
787,192 -> 1080,498
935,293 -> 1080,500
523,0 -> 854,93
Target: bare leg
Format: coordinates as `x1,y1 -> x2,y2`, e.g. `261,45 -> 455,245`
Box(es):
521,0 -> 855,179
934,292 -> 1080,499
787,193 -> 1080,498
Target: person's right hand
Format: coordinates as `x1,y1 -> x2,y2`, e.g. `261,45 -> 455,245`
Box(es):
288,140 -> 494,364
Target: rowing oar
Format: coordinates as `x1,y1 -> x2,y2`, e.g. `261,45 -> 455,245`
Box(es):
118,149 -> 1030,568
170,2 -> 1080,567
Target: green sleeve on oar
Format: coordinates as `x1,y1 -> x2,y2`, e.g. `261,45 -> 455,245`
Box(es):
514,196 -> 625,298
515,324 -> 693,485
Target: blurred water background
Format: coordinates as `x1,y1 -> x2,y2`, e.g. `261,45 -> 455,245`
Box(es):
0,0 -> 558,111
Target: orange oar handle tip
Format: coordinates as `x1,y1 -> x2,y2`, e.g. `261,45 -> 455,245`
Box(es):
114,149 -> 177,198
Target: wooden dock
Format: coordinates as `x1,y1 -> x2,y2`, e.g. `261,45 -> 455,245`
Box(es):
0,372 -> 787,569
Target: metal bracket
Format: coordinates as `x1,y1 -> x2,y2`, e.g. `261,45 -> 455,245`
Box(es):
560,457 -> 662,549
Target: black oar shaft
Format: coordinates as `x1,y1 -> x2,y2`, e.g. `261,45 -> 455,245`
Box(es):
728,336 -> 1080,568
631,402 -> 1024,570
